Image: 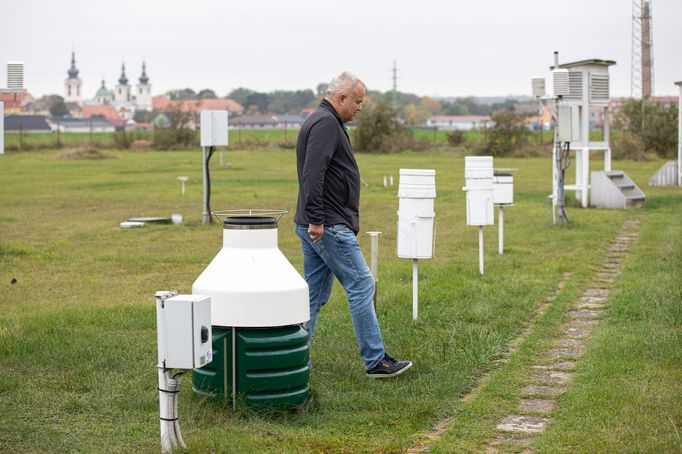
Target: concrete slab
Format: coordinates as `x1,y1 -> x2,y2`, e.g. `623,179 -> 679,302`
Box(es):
532,371 -> 573,384
496,414 -> 547,433
564,327 -> 590,338
519,398 -> 556,413
570,319 -> 599,327
568,310 -> 602,319
547,347 -> 583,358
521,385 -> 566,396
533,361 -> 576,370
584,288 -> 610,298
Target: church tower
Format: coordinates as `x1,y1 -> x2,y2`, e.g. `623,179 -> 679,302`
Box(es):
114,63 -> 131,103
135,61 -> 152,111
64,52 -> 82,104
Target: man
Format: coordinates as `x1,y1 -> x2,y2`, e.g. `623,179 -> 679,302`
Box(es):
294,71 -> 412,378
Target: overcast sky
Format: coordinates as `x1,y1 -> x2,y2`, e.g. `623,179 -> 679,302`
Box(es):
2,0 -> 681,99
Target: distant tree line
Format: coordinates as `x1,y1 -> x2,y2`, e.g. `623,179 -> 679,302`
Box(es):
163,85 -> 522,120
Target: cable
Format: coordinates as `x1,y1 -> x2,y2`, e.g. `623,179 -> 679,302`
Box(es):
205,146 -> 215,223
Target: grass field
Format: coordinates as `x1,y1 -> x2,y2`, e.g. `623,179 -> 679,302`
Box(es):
0,147 -> 679,453
3,127 -> 567,151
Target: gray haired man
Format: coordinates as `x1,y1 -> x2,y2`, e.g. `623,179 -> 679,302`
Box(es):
294,71 -> 412,378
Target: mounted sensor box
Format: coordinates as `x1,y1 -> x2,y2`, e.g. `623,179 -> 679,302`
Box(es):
200,110 -> 229,147
156,294 -> 213,369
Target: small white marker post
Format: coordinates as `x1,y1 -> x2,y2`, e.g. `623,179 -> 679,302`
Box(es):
177,176 -> 188,195
390,175 -> 394,186
498,205 -> 504,255
367,231 -> 381,310
478,226 -> 485,275
383,176 -> 387,187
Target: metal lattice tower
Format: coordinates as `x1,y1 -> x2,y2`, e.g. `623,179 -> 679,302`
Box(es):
631,0 -> 655,99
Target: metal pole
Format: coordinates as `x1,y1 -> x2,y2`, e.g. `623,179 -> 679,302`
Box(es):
0,101 -> 4,155
498,206 -> 504,255
478,226 -> 484,275
232,327 -> 237,411
202,146 -> 210,225
412,259 -> 418,320
367,231 -> 381,311
677,81 -> 682,186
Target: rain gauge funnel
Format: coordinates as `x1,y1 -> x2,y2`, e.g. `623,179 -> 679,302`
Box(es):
191,210 -> 311,408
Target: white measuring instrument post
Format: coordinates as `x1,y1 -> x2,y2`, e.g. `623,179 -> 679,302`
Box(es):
397,169 -> 436,320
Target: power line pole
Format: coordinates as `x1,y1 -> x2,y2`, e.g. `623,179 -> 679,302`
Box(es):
392,59 -> 398,108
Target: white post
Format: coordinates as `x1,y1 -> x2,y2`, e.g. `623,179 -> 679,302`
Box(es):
604,107 -> 612,172
581,70 -> 590,208
551,99 -> 558,224
367,231 -> 381,310
0,101 -> 4,155
412,259 -> 418,320
478,226 -> 484,275
202,147 -> 210,225
498,206 -> 504,255
677,81 -> 682,186
581,147 -> 590,207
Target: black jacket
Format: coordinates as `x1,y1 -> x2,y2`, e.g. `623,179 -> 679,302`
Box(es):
295,99 -> 361,234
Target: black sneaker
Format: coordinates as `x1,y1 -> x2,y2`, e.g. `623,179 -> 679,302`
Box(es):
366,353 -> 412,378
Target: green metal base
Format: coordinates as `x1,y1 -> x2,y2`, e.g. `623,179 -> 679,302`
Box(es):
192,325 -> 310,409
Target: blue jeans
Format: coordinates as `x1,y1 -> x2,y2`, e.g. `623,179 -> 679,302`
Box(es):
296,224 -> 385,370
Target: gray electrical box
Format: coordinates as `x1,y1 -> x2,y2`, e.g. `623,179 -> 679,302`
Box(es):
156,294 -> 213,369
200,110 -> 229,147
557,105 -> 580,143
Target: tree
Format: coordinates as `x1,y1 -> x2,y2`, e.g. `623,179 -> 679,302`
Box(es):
167,88 -> 196,100
354,99 -> 414,153
47,95 -> 69,117
153,104 -> 195,150
133,109 -> 156,123
197,89 -> 217,99
245,92 -> 271,114
479,110 -> 529,156
613,99 -> 678,159
227,87 -> 254,106
316,83 -> 329,97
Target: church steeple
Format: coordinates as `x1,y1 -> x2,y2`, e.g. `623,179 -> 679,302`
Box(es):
67,51 -> 79,79
118,63 -> 129,85
138,61 -> 149,85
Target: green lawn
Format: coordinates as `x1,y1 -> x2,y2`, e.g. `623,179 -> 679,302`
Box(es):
0,148 -> 679,452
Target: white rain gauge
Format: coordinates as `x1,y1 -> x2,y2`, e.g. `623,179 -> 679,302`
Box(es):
397,169 -> 436,320
493,169 -> 515,255
462,157 -> 494,274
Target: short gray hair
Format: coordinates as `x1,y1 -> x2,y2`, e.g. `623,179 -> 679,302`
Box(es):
326,71 -> 365,99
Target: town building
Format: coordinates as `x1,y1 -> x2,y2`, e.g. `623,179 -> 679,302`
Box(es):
65,53 -> 153,112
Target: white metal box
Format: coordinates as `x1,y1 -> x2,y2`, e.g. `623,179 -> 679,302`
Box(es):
156,294 -> 213,369
397,198 -> 435,258
200,110 -> 229,147
493,174 -> 514,205
464,179 -> 494,226
532,77 -> 546,98
397,169 -> 436,259
557,105 -> 580,143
